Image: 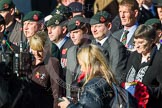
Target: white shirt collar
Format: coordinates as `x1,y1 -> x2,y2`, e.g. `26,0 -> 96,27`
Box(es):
55,36 -> 68,49
96,32 -> 111,46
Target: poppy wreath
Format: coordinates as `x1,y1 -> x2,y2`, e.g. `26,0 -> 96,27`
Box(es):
121,80 -> 149,108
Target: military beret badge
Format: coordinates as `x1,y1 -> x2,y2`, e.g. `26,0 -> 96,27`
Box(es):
100,16 -> 106,23
33,14 -> 39,21
55,20 -> 59,25
75,20 -> 81,26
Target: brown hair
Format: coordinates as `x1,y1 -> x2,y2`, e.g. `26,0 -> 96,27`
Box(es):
119,0 -> 139,11
134,24 -> 156,41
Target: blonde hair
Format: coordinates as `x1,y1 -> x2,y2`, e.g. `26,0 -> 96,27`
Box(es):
77,44 -> 116,86
29,31 -> 47,51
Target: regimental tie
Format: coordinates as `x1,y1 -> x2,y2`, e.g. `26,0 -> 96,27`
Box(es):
121,30 -> 129,46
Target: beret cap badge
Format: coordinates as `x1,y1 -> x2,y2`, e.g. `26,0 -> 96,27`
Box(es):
33,14 -> 39,21
3,3 -> 9,9
55,20 -> 59,25
56,10 -> 60,14
100,16 -> 106,23
75,20 -> 81,26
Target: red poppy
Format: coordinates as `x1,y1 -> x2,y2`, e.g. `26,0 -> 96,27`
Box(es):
75,20 -> 81,26
62,48 -> 67,55
33,14 -> 39,21
35,72 -> 40,79
100,16 -> 106,23
3,3 -> 9,9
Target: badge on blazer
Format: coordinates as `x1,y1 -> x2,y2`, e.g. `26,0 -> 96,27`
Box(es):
35,72 -> 40,79
62,48 -> 67,55
61,58 -> 67,68
40,73 -> 46,80
35,72 -> 46,79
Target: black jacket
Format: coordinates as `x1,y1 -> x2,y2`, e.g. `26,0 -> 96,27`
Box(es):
138,6 -> 158,24
67,77 -> 114,108
125,46 -> 162,108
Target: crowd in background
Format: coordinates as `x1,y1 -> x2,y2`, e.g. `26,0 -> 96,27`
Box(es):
0,0 -> 162,108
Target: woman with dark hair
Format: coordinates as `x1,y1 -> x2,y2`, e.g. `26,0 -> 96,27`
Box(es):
124,24 -> 162,108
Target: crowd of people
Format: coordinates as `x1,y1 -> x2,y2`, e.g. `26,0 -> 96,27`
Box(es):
0,0 -> 162,108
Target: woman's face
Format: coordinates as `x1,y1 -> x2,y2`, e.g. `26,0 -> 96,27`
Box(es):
23,21 -> 40,39
31,49 -> 43,61
134,38 -> 153,54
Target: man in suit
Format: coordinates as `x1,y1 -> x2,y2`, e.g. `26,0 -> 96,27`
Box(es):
137,0 -> 158,24
90,11 -> 128,84
113,0 -> 139,51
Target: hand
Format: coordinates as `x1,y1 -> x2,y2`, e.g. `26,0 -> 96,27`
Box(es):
2,39 -> 6,44
136,0 -> 145,7
58,97 -> 70,108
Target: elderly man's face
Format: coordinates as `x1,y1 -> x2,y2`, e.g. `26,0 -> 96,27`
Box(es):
23,21 -> 41,39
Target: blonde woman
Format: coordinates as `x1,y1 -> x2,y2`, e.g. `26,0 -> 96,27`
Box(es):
21,31 -> 62,108
59,44 -> 116,108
